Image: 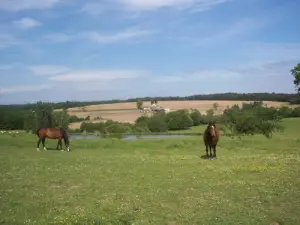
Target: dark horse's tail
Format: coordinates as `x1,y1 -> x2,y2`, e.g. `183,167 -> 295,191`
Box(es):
60,128 -> 70,146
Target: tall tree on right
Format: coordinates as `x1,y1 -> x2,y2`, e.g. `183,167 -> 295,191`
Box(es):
291,62 -> 300,94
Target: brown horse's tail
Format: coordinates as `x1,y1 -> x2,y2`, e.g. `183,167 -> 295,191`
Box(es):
36,128 -> 42,137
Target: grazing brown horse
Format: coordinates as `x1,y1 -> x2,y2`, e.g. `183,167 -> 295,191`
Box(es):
203,122 -> 220,158
36,128 -> 70,152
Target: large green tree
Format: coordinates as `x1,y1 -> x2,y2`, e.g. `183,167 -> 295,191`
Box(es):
24,101 -> 70,133
291,62 -> 300,93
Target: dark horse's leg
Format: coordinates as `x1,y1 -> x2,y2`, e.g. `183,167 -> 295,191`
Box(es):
209,145 -> 213,158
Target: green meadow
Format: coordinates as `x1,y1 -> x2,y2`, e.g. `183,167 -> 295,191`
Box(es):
0,119 -> 300,225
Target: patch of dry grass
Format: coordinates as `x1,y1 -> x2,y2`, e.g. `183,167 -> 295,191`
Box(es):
67,100 -> 290,112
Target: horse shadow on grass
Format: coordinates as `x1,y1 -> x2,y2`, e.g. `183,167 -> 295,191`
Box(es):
200,155 -> 217,160
44,147 -> 63,151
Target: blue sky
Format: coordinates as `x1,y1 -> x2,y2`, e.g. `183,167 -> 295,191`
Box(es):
0,0 -> 299,104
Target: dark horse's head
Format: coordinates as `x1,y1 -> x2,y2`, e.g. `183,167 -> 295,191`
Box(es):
206,121 -> 217,137
60,128 -> 70,151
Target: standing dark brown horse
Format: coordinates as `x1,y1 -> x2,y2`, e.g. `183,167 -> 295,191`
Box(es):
203,122 -> 220,158
36,128 -> 70,152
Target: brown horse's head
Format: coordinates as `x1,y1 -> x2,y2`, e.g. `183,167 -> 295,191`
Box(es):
207,122 -> 217,137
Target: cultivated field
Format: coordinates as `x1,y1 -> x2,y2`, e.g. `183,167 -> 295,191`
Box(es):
63,100 -> 293,129
0,118 -> 300,224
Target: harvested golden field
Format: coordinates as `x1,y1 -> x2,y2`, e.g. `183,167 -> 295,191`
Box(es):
64,100 -> 295,128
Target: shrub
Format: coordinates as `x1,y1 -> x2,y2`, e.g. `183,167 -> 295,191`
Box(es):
223,102 -> 283,138
190,109 -> 202,126
291,107 -> 300,117
80,120 -> 133,135
276,106 -> 293,118
146,114 -> 168,132
69,115 -> 84,123
165,110 -> 193,130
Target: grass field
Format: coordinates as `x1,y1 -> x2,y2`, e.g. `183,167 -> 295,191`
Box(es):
1,118 -> 300,224
63,100 -> 296,129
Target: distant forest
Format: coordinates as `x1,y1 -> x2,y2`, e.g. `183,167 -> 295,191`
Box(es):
1,92 -> 299,110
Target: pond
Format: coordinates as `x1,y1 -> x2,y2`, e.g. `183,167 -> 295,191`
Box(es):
70,134 -> 196,141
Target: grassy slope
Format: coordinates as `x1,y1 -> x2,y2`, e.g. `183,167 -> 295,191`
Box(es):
0,119 -> 300,225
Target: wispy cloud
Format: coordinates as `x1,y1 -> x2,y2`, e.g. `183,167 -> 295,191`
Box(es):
153,68 -> 241,83
0,84 -> 52,94
28,65 -> 70,76
81,2 -> 114,15
43,33 -> 73,43
0,34 -> 19,48
43,27 -> 155,44
13,17 -> 42,29
0,0 -> 62,11
83,28 -> 155,44
119,0 -> 232,11
0,64 -> 14,70
236,60 -> 298,78
48,69 -> 145,82
189,17 -> 268,46
81,0 -> 232,15
0,62 -> 22,70
191,0 -> 232,12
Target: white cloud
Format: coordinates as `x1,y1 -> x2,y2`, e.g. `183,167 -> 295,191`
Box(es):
118,0 -> 231,11
13,18 -> 42,29
0,84 -> 52,94
28,65 -> 70,76
49,69 -> 145,82
0,0 -> 62,11
83,28 -> 155,44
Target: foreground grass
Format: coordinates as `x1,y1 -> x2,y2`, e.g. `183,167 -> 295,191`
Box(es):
0,119 -> 300,224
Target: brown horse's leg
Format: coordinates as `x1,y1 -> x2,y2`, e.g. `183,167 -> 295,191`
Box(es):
213,144 -> 217,158
205,143 -> 209,157
57,139 -> 63,151
56,138 -> 62,150
37,137 -> 42,151
42,138 -> 47,151
209,144 -> 213,157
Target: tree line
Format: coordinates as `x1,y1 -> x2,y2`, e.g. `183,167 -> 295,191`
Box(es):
1,92 -> 300,110
1,100 -> 300,138
0,101 -> 83,131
